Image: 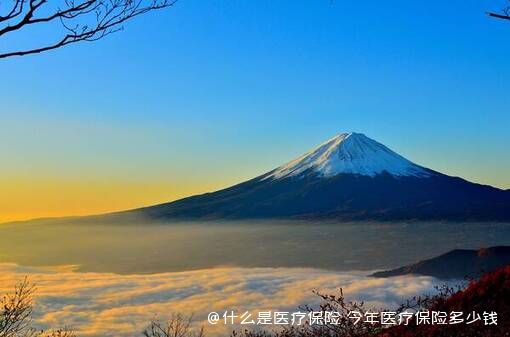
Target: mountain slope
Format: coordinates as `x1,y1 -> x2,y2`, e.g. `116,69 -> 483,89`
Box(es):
372,246 -> 510,279
266,133 -> 432,179
129,133 -> 510,221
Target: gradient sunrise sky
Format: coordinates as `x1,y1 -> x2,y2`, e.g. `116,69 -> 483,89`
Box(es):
1,0 -> 510,222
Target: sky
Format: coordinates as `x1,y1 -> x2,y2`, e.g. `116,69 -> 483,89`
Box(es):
1,0 -> 510,222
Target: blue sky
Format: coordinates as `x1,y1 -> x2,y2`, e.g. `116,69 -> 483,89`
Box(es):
1,0 -> 509,220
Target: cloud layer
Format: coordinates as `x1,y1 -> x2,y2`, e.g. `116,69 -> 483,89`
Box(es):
0,263 -> 438,337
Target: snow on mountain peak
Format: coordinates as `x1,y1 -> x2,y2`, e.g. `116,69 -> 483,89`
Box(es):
265,132 -> 432,179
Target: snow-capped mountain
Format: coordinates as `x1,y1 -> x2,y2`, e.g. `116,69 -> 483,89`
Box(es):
127,133 -> 510,221
265,132 -> 432,179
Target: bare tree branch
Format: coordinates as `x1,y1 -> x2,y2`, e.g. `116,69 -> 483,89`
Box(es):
143,313 -> 205,337
0,0 -> 178,59
0,277 -> 77,337
0,277 -> 38,337
488,1 -> 510,21
488,12 -> 510,21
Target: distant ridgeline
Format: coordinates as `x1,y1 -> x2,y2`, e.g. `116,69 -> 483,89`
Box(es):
372,246 -> 510,280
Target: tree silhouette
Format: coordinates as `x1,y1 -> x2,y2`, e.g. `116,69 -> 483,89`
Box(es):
0,277 -> 76,337
0,0 -> 177,59
143,314 -> 205,337
488,1 -> 510,21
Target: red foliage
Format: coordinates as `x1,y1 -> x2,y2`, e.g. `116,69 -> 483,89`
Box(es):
382,266 -> 510,337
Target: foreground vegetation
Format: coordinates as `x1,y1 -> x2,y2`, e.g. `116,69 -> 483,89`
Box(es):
2,267 -> 510,337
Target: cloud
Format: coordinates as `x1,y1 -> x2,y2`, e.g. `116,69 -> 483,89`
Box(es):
0,263 -> 439,337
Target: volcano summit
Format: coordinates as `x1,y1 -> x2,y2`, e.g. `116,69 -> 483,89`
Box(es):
265,132 -> 432,179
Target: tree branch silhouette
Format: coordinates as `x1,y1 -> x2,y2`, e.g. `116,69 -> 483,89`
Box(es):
488,1 -> 510,21
0,0 -> 177,59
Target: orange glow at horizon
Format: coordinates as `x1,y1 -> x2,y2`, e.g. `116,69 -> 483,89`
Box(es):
0,177 -> 230,223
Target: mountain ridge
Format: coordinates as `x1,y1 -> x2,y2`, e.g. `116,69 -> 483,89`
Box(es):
132,172 -> 510,221
126,133 -> 510,221
371,246 -> 510,280
5,132 -> 510,224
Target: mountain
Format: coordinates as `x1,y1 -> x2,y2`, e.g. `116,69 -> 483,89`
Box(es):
372,246 -> 510,279
129,132 -> 510,221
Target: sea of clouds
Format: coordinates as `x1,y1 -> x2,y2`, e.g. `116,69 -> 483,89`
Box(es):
0,263 -> 438,337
